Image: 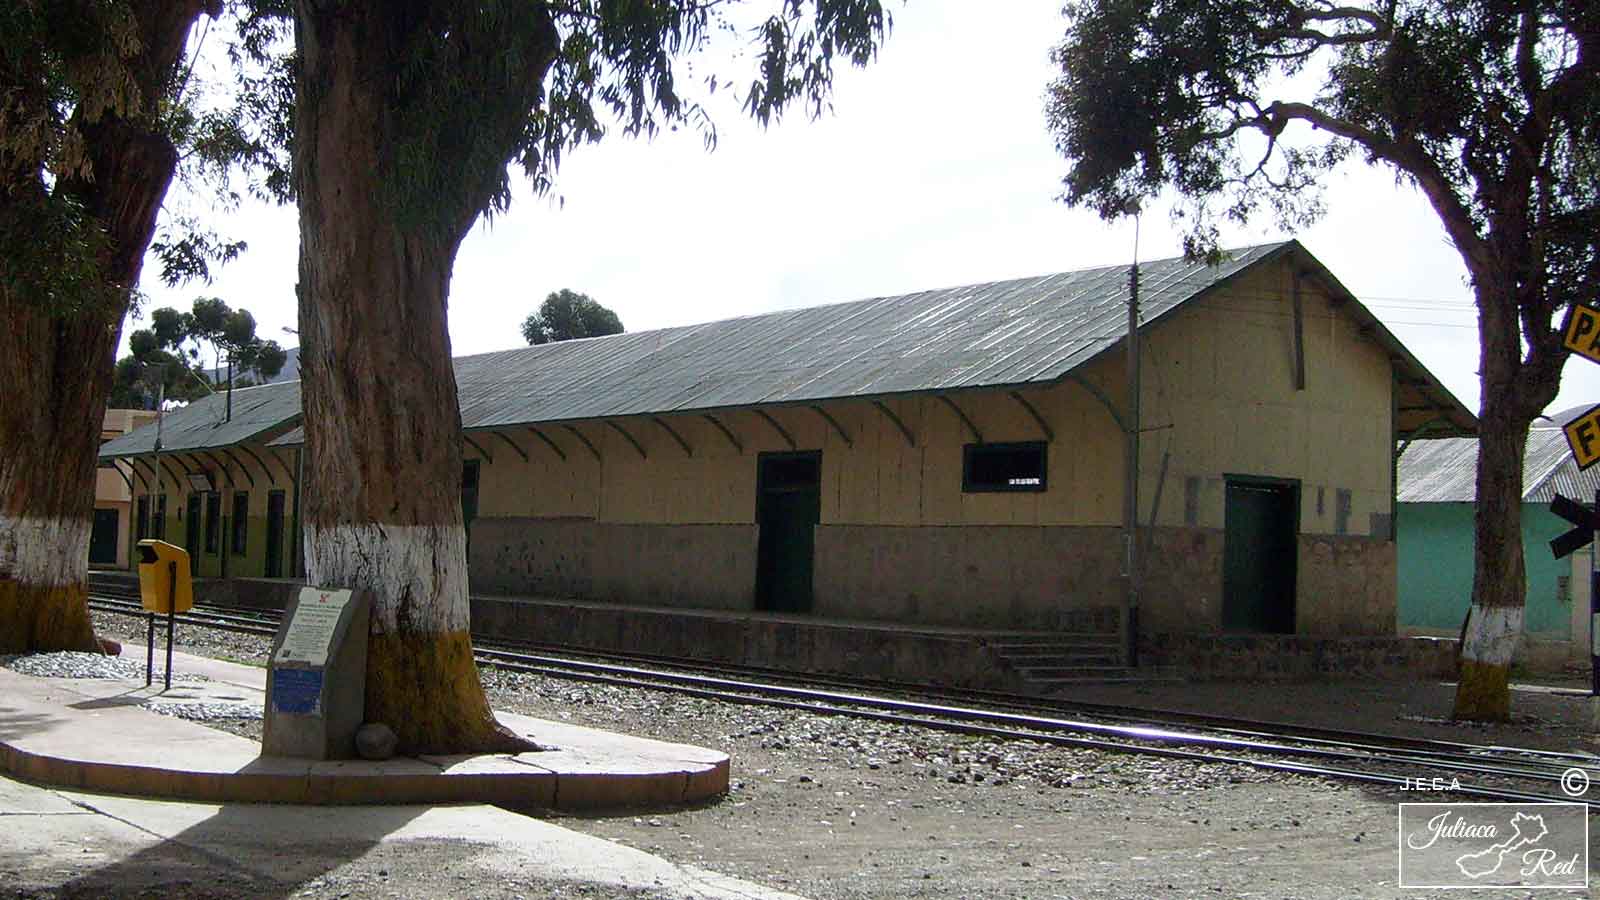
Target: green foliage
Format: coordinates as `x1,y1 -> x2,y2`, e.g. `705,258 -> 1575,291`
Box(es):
1,1 -> 266,310
238,1 -> 891,226
134,295 -> 287,391
1046,0 -> 1597,409
108,346 -> 210,409
522,290 -> 625,345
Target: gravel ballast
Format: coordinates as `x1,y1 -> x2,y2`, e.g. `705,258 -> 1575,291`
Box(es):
71,609 -> 1552,898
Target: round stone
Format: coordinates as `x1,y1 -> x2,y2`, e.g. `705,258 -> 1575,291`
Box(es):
355,722 -> 398,761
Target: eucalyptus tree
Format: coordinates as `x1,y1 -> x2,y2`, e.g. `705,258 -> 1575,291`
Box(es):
523,290 -> 625,345
1045,0 -> 1597,719
0,0 -> 244,654
261,1 -> 892,752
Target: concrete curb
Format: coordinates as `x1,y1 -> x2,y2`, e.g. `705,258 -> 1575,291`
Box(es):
0,663 -> 727,811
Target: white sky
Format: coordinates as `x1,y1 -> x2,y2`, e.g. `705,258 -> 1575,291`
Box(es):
131,0 -> 1599,421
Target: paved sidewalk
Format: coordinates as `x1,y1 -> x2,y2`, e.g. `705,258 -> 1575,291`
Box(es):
0,775 -> 808,899
0,648 -> 726,809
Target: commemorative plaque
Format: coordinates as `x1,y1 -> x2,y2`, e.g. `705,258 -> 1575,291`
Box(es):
262,587 -> 371,760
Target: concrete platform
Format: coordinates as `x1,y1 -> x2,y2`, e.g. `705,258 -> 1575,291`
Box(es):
0,648 -> 728,810
0,776 -> 804,900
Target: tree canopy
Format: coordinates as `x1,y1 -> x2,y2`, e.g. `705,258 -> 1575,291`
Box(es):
1046,0 -> 1597,720
110,297 -> 287,408
522,290 -> 624,345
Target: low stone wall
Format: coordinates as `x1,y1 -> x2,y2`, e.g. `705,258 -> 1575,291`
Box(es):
468,517 -> 758,610
1296,534 -> 1396,636
812,524 -> 1125,629
1140,632 -> 1458,681
469,595 -> 1023,691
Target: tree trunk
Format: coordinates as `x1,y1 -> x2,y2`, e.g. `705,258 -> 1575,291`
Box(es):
0,125 -> 187,654
1452,399 -> 1530,721
293,2 -> 547,755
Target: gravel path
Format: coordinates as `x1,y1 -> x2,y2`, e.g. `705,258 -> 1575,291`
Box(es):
75,610 -> 1597,899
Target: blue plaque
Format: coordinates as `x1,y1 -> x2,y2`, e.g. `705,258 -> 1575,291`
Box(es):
271,667 -> 324,715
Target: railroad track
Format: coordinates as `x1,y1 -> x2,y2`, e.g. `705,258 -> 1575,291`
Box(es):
85,592 -> 1600,809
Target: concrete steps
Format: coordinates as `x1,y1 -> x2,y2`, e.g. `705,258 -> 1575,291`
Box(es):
986,629 -> 1178,687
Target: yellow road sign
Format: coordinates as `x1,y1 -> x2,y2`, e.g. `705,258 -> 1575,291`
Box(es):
1561,304 -> 1600,363
1564,403 -> 1600,471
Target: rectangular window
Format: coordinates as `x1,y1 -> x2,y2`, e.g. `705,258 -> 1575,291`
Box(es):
154,495 -> 167,539
135,496 -> 149,542
962,441 -> 1048,493
205,492 -> 221,554
232,491 -> 249,555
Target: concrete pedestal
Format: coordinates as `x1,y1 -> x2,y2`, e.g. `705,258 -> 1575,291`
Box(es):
263,588 -> 371,760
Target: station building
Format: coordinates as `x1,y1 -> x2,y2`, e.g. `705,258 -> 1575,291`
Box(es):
96,241 -> 1475,674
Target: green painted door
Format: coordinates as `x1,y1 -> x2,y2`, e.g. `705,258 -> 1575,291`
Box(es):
88,508 -> 118,566
756,452 -> 821,613
265,490 -> 285,578
184,494 -> 202,576
1222,478 -> 1298,633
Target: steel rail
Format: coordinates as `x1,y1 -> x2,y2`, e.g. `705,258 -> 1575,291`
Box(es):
82,589 -> 1600,796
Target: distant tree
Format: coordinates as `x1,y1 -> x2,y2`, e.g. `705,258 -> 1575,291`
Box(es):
522,290 -> 624,345
1045,0 -> 1598,721
116,297 -> 287,415
107,329 -> 209,410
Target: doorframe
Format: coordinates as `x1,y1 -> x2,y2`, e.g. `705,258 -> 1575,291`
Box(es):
754,449 -> 823,613
1221,473 -> 1301,634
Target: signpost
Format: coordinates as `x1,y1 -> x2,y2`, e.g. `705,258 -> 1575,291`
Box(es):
1550,302 -> 1600,709
1550,492 -> 1600,698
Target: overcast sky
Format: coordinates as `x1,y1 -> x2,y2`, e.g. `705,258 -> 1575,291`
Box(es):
132,0 -> 1598,422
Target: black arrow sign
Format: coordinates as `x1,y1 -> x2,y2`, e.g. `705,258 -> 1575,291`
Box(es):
1550,492 -> 1600,559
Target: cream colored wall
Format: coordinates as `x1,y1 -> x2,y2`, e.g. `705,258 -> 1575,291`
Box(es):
126,444 -> 297,578
474,256 -> 1390,534
473,384 -> 1124,529
1136,259 -> 1394,536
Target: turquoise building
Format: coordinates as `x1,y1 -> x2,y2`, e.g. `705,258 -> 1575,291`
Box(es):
1396,427 -> 1594,664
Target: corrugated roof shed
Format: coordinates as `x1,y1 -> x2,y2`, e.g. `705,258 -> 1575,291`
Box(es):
1396,428 -> 1600,503
99,380 -> 301,458
103,240 -> 1476,459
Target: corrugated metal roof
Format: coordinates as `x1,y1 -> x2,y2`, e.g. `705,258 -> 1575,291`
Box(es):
98,380 -> 301,458
1396,428 -> 1600,503
442,242 -> 1279,429
101,240 -> 1476,458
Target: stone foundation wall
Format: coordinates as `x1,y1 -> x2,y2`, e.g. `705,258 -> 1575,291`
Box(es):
1140,632 -> 1457,680
812,524 -> 1125,629
468,517 -> 758,610
469,595 -> 1022,690
1296,534 -> 1397,636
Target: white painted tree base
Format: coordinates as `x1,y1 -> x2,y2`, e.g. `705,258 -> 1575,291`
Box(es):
305,523 -> 469,633
1461,603 -> 1524,666
0,515 -> 89,587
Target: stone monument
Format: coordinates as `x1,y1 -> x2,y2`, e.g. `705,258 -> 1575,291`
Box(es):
263,587 -> 371,760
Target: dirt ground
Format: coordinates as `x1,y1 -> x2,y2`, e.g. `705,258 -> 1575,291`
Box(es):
60,614 -> 1600,899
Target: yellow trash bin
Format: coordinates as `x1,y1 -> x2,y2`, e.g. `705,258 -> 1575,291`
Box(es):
135,539 -> 193,615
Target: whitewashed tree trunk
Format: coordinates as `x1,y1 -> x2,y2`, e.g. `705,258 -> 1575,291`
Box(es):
293,1 -> 555,754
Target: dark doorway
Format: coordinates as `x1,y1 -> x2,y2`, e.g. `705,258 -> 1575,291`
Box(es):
184,493 -> 202,576
88,508 -> 119,566
461,459 -> 480,558
756,451 -> 821,614
265,490 -> 286,578
1222,477 -> 1299,633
